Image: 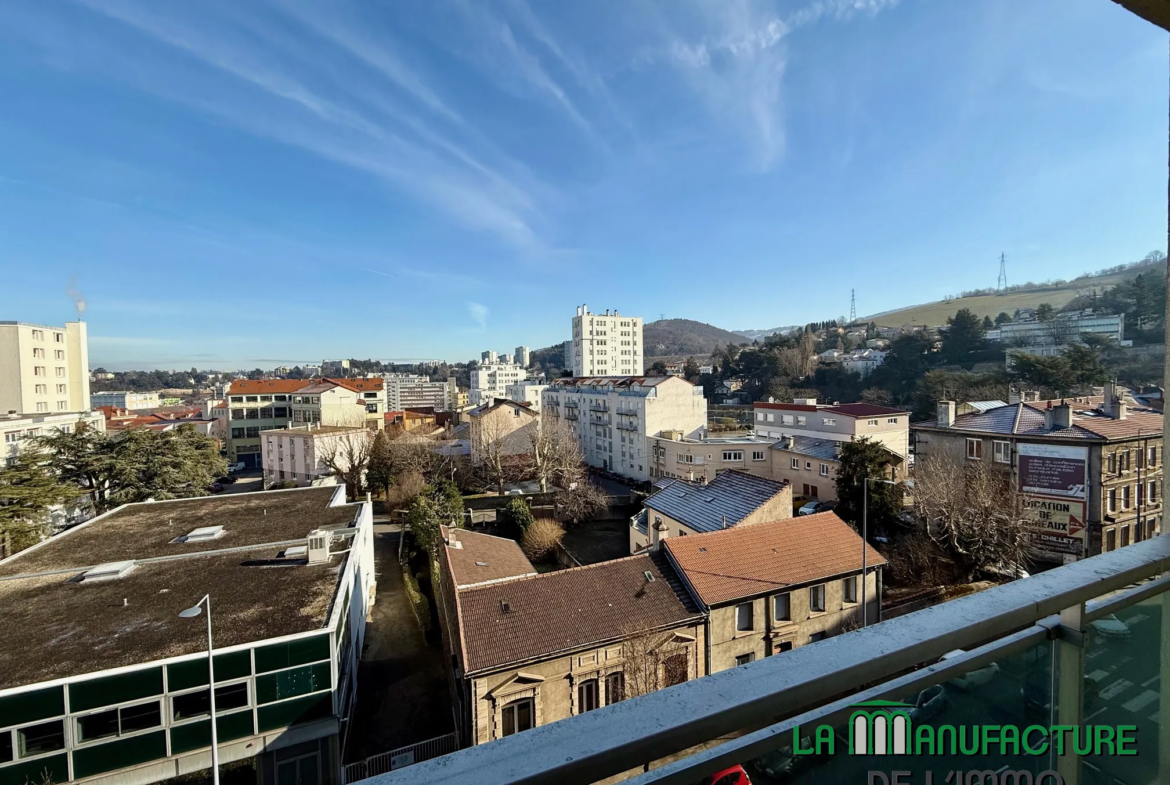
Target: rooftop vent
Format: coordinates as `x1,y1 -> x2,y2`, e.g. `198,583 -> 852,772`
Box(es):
500,600 -> 512,613
643,570 -> 655,582
81,561 -> 136,582
475,561 -> 489,567
180,526 -> 225,543
307,530 -> 330,565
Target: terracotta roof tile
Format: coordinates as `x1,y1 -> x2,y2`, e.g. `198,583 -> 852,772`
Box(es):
329,377 -> 384,392
441,527 -> 536,587
456,552 -> 701,674
664,511 -> 886,607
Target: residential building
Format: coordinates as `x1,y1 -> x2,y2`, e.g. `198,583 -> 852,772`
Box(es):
570,306 -> 642,377
99,407 -> 219,438
514,346 -> 531,368
630,470 -> 791,553
840,349 -> 887,378
322,359 -> 350,375
91,391 -> 161,410
470,361 -> 525,406
201,398 -> 229,440
0,320 -> 91,415
302,364 -> 322,377
224,379 -> 311,468
663,512 -> 886,670
433,528 -> 705,747
648,432 -> 867,502
290,382 -> 368,428
753,398 -> 911,459
506,381 -> 549,412
0,486 -> 374,785
262,424 -> 371,487
912,384 -> 1163,563
454,389 -> 470,410
91,371 -> 115,381
2,410 -> 105,467
544,376 -> 707,482
481,351 -> 498,364
330,377 -> 386,429
468,399 -> 539,464
381,374 -> 453,411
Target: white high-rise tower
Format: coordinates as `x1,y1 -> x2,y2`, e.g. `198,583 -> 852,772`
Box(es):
570,305 -> 642,377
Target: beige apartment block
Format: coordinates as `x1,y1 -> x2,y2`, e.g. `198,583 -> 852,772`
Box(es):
468,398 -> 539,463
570,305 -> 642,377
753,399 -> 910,459
261,424 -> 370,487
0,320 -> 91,415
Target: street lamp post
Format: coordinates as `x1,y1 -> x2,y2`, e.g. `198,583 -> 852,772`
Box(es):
179,595 -> 219,785
862,477 -> 897,627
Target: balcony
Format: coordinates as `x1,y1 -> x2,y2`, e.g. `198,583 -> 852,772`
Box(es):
357,535 -> 1170,785
590,413 -> 610,425
564,411 -> 579,421
590,402 -> 609,412
616,420 -> 638,431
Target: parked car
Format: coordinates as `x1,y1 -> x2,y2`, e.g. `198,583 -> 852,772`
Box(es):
939,650 -> 1000,690
228,462 -> 246,473
908,684 -> 947,723
791,494 -> 812,513
701,764 -> 752,785
798,500 -> 835,516
215,475 -> 238,485
207,482 -> 224,493
1090,614 -> 1131,639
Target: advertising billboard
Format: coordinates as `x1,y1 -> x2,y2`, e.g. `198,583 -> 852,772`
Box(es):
1018,443 -> 1089,561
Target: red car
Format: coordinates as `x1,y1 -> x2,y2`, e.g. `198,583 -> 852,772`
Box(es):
702,764 -> 752,785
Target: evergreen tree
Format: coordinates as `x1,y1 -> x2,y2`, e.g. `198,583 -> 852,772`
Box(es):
834,439 -> 901,540
995,312 -> 1012,325
0,448 -> 79,554
941,308 -> 986,364
367,430 -> 392,499
981,315 -> 995,331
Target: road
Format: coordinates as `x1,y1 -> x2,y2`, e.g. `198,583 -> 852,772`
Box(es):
745,597 -> 1164,785
217,468 -> 265,495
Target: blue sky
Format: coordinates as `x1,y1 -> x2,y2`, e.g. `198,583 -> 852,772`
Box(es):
0,0 -> 1165,370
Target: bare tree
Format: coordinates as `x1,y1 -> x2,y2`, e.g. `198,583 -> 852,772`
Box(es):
471,409 -> 533,495
620,628 -> 691,699
529,416 -> 581,493
317,423 -> 374,499
912,453 -> 1030,582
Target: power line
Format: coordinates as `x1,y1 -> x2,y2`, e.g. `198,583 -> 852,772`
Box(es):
997,252 -> 1008,291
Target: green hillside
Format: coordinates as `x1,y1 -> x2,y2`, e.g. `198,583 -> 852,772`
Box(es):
866,265 -> 1157,327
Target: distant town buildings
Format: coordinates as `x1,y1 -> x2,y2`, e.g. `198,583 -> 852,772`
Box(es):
381,373 -> 455,411
571,305 -> 642,377
514,345 -> 531,368
2,409 -> 105,468
0,486 -> 374,785
506,381 -> 549,412
322,359 -> 351,375
91,390 -> 161,410
988,309 -> 1128,364
544,376 -> 706,482
0,320 -> 91,415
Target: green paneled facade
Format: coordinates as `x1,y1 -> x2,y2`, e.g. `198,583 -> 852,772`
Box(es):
0,633 -> 341,783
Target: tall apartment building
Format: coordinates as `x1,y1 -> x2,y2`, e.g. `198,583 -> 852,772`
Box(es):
752,398 -> 911,459
543,376 -> 706,482
0,321 -> 91,415
382,374 -> 453,411
469,361 -> 525,406
570,306 -> 642,377
514,345 -> 531,368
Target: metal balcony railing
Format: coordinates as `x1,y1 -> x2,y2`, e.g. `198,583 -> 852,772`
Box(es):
357,535 -> 1170,785
616,420 -> 637,431
590,403 -> 609,412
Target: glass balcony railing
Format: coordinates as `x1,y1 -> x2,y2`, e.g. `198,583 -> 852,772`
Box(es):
361,535 -> 1170,785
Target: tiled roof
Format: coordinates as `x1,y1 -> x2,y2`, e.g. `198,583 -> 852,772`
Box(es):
644,470 -> 788,533
468,399 -> 536,417
914,402 -> 1162,441
329,377 -> 384,392
664,511 -> 887,607
441,527 -> 536,588
456,552 -> 701,673
226,379 -> 314,395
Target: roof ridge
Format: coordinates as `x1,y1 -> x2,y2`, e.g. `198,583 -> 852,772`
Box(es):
457,551 -> 656,594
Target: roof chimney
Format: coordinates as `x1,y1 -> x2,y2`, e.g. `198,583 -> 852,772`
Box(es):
1053,402 -> 1073,430
1008,390 -> 1021,405
936,401 -> 955,428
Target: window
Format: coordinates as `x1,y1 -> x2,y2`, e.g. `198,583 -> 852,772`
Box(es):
1121,525 -> 1131,547
232,428 -> 245,439
501,698 -> 534,737
35,402 -> 47,412
31,329 -> 43,340
1147,517 -> 1158,540
32,347 -> 44,358
774,641 -> 794,654
54,350 -> 64,360
33,366 -> 45,376
868,419 -> 878,427
1108,488 -> 1117,514
1121,451 -> 1130,471
756,412 -> 764,422
735,653 -> 755,667
56,384 -> 66,394
1139,483 -> 1146,506
1106,528 -> 1116,551
805,461 -> 813,470
735,602 -> 753,631
171,683 -> 249,721
54,332 -> 63,343
17,720 -> 64,757
820,464 -> 830,477
782,415 -> 794,425
1149,480 -> 1157,504
766,413 -> 775,422
1108,452 -> 1117,473
796,416 -> 806,426
55,367 -> 65,377
605,672 -> 624,704
577,679 -> 599,713
34,384 -> 46,394
722,450 -> 743,462
246,427 -> 260,438
76,701 -> 161,743
773,593 -> 791,621
966,438 -> 982,460
791,458 -> 799,469
808,631 -> 827,643
843,576 -> 857,603
366,404 -> 378,413
993,441 -> 1011,464
57,401 -> 67,410
822,418 -> 836,426
1150,446 -> 1158,468
663,653 -> 688,687
4,432 -> 19,444
1122,485 -> 1131,509
888,418 -> 898,424
810,584 -> 826,613
752,451 -> 766,461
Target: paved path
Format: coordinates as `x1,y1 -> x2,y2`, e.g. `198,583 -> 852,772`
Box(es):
345,529 -> 453,763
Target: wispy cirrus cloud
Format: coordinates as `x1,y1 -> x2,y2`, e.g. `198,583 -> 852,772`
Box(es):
467,302 -> 490,332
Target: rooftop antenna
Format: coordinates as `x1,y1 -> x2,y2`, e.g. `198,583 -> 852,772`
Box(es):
849,289 -> 856,324
997,252 -> 1008,291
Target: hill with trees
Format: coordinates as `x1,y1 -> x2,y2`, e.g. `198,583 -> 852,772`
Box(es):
643,319 -> 749,359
